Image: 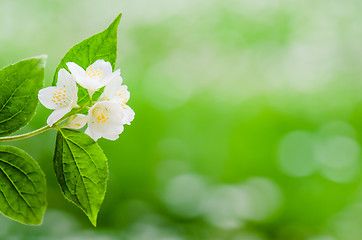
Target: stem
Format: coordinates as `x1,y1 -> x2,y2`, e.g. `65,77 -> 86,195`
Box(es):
0,100 -> 90,142
0,125 -> 53,142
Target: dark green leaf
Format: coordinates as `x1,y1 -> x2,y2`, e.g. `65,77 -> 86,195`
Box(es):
53,128 -> 108,226
52,13 -> 122,86
0,145 -> 46,225
0,56 -> 46,136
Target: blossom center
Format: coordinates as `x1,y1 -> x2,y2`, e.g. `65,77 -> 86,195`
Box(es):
117,89 -> 129,107
52,87 -> 68,106
86,65 -> 103,79
94,108 -> 109,124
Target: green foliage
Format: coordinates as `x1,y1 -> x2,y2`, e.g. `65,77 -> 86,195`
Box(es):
0,145 -> 46,225
0,13 -> 122,227
77,86 -> 91,107
53,128 -> 108,227
0,56 -> 46,136
49,14 -> 122,225
52,13 -> 122,106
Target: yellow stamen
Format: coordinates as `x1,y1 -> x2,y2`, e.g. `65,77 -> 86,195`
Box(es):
95,109 -> 109,124
86,65 -> 103,79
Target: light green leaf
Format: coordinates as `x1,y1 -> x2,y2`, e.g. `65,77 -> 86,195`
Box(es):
53,128 -> 108,226
0,145 -> 47,225
52,13 -> 122,87
0,56 -> 46,136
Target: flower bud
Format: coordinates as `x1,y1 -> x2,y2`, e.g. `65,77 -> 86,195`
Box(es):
64,114 -> 87,129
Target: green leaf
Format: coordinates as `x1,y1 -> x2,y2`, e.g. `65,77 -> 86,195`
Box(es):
0,145 -> 46,225
77,86 -> 91,107
53,128 -> 108,226
52,13 -> 122,86
0,56 -> 46,136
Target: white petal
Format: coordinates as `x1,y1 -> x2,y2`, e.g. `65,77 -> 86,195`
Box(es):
69,96 -> 79,109
57,69 -> 71,87
101,124 -> 124,140
66,62 -> 88,88
86,60 -> 114,90
121,105 -> 135,125
57,68 -> 78,103
85,127 -> 102,141
103,75 -> 123,99
87,120 -> 123,141
91,60 -> 113,74
47,107 -> 71,126
117,85 -> 130,103
86,101 -> 124,141
58,68 -> 77,93
38,87 -> 59,110
98,69 -> 120,89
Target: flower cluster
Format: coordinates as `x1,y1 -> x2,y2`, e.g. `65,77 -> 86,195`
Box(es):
38,60 -> 134,141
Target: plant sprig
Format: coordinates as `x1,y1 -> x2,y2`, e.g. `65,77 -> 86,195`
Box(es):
0,13 -> 133,227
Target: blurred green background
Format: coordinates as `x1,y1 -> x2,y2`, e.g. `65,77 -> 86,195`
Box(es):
1,0 -> 362,239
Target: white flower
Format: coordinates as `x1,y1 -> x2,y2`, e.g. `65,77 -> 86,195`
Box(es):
38,69 -> 78,126
85,101 -> 126,141
101,76 -> 135,125
63,114 -> 87,129
66,60 -> 120,96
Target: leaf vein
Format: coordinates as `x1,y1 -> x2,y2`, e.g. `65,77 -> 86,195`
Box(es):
0,165 -> 38,220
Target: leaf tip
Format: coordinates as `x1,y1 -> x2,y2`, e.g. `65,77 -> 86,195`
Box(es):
109,12 -> 122,29
89,214 -> 98,227
34,55 -> 48,67
30,214 -> 45,226
115,12 -> 122,21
